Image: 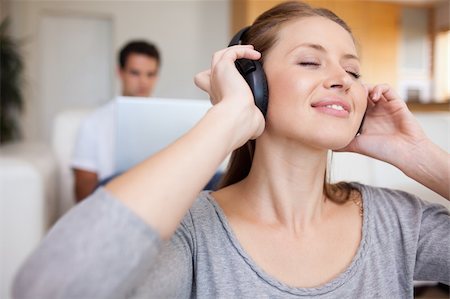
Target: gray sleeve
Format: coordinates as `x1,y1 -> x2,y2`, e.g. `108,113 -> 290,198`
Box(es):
128,214 -> 196,299
414,200 -> 450,285
12,188 -> 194,299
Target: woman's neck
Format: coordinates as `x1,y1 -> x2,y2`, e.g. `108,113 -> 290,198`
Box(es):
226,137 -> 330,233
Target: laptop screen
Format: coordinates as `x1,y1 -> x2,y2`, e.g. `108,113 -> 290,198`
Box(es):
114,97 -> 212,174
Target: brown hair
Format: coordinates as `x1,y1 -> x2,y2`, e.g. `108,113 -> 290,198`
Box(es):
218,1 -> 357,204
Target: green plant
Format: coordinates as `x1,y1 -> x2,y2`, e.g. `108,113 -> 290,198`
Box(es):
0,17 -> 24,143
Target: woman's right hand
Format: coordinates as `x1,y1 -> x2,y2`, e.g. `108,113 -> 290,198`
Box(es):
194,45 -> 265,149
104,46 -> 267,239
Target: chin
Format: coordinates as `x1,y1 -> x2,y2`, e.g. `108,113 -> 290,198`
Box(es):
308,131 -> 356,151
328,141 -> 351,151
330,136 -> 357,150
132,93 -> 149,97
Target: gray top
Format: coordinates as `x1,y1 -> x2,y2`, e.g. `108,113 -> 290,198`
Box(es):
13,183 -> 449,299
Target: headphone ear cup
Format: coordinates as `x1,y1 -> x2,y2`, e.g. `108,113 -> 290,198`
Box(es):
235,59 -> 269,117
229,26 -> 269,117
249,61 -> 268,117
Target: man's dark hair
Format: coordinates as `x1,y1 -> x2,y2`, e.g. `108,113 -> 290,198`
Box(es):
118,40 -> 160,69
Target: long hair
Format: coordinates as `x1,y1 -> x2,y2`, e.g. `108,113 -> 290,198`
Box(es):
218,1 -> 357,203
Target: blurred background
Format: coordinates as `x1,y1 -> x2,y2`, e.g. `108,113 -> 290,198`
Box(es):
0,1 -> 449,298
1,0 -> 448,143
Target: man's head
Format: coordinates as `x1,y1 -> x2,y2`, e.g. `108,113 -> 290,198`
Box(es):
118,40 -> 161,97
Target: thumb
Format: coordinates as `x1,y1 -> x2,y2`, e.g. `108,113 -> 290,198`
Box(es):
194,69 -> 211,94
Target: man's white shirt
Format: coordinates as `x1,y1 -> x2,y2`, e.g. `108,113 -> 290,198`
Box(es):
71,100 -> 116,181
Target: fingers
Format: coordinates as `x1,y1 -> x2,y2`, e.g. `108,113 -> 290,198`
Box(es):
197,45 -> 261,91
195,45 -> 261,103
211,45 -> 261,74
368,84 -> 401,102
211,45 -> 259,67
221,45 -> 261,62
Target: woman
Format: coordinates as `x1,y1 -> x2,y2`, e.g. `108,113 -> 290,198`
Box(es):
13,2 -> 449,298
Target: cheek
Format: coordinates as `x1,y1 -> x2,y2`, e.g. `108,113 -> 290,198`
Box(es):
354,86 -> 368,120
124,76 -> 136,84
267,74 -> 312,111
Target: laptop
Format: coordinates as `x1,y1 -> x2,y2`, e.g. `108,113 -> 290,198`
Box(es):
114,97 -> 212,174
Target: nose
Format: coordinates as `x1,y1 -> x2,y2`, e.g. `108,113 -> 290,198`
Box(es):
323,65 -> 352,92
139,74 -> 148,84
139,75 -> 151,90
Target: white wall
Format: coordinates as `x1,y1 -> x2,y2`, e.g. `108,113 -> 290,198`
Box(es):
9,0 -> 230,142
37,15 -> 114,142
397,7 -> 431,103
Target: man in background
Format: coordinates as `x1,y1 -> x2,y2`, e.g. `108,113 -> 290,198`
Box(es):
71,40 -> 161,202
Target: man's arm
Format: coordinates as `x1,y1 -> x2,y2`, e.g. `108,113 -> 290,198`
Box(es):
73,168 -> 98,202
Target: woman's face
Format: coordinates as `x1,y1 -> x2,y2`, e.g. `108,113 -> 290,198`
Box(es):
263,16 -> 367,150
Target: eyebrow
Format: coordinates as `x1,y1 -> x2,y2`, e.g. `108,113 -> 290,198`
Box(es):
290,43 -> 360,61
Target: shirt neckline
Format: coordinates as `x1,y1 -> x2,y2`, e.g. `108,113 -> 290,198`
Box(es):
204,183 -> 370,296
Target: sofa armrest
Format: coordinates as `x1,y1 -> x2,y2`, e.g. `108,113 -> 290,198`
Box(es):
0,142 -> 57,299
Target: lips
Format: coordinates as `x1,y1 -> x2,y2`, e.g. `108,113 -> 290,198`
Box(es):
311,100 -> 351,118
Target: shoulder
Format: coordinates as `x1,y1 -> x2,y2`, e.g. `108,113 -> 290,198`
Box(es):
172,191 -> 225,253
352,182 -> 448,225
72,101 -> 116,165
177,191 -> 229,243
76,101 -> 115,140
81,101 -> 115,127
179,191 -> 220,231
354,182 -> 423,209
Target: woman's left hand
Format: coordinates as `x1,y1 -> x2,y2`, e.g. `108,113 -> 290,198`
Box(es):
338,84 -> 450,200
338,84 -> 427,168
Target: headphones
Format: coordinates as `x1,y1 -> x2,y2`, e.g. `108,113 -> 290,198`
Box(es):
228,27 -> 269,117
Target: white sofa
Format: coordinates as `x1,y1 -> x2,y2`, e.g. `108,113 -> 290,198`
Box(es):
51,109 -> 93,215
0,142 -> 58,299
0,109 -> 91,299
0,110 -> 448,298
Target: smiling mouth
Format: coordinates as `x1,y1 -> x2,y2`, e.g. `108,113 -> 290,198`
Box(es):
324,104 -> 345,111
311,102 -> 350,118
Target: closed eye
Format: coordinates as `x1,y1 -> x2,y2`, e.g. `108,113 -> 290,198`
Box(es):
346,71 -> 361,79
299,62 -> 320,66
299,61 -> 361,79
